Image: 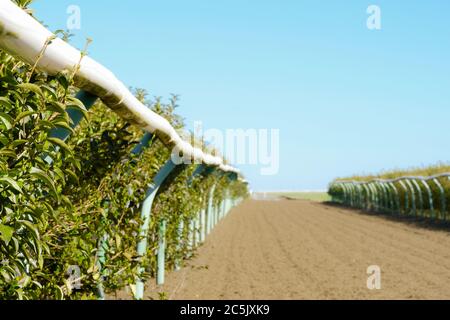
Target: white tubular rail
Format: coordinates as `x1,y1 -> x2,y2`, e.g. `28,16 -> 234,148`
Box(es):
0,0 -> 239,174
333,172 -> 450,185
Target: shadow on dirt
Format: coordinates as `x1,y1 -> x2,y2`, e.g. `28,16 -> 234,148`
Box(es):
321,201 -> 450,233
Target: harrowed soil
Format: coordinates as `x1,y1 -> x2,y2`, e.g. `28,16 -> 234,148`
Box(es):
111,199 -> 450,300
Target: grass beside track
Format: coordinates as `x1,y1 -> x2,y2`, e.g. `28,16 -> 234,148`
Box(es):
271,192 -> 331,202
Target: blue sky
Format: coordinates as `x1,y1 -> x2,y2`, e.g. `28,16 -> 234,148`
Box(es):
30,0 -> 450,191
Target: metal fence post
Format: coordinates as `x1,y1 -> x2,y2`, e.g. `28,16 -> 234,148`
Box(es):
432,178 -> 446,221
135,159 -> 179,300
175,220 -> 184,271
388,182 -> 400,213
206,184 -> 216,235
331,174 -> 450,223
200,208 -> 206,243
188,218 -> 195,251
362,184 -> 370,209
405,179 -> 417,216
157,219 -> 166,285
421,179 -> 434,219
355,184 -> 362,208
376,182 -> 386,211
385,182 -> 393,212
411,179 -> 424,217
368,183 -> 377,211
398,180 -> 409,215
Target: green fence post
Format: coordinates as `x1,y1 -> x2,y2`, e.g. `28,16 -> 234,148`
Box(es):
362,184 -> 370,209
345,183 -> 352,206
405,179 -> 417,216
341,184 -> 348,204
372,183 -> 380,212
135,159 -> 181,300
349,184 -> 355,207
157,219 -> 166,285
200,208 -> 206,243
355,184 -> 362,208
398,180 -> 409,215
368,183 -> 377,211
195,211 -> 201,245
352,184 -> 357,207
372,182 -> 379,211
421,179 -> 434,219
347,183 -> 353,206
339,183 -> 344,203
388,182 -> 399,213
206,184 -> 216,234
96,233 -> 109,300
384,182 -> 392,212
345,183 -> 351,205
175,220 -> 184,271
188,218 -> 194,253
375,182 -> 385,211
411,179 -> 424,217
432,178 -> 446,221
384,182 -> 393,212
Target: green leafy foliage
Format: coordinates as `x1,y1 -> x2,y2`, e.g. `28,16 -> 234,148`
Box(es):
0,3 -> 248,299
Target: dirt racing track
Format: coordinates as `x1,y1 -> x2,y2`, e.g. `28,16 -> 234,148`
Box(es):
116,199 -> 450,300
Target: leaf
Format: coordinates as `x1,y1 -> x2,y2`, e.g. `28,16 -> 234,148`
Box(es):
48,101 -> 66,114
66,96 -> 88,110
19,221 -> 42,260
30,167 -> 59,201
18,220 -> 39,240
17,83 -> 43,97
0,149 -> 17,159
37,120 -> 56,130
40,84 -> 57,100
0,134 -> 9,145
0,112 -> 13,130
11,139 -> 27,148
52,121 -> 74,134
0,224 -> 14,245
66,96 -> 88,118
64,168 -> 78,183
38,251 -> 44,269
0,176 -> 23,193
55,286 -> 65,300
60,195 -> 73,210
15,110 -> 37,123
0,97 -> 13,109
53,167 -> 65,182
47,137 -> 72,154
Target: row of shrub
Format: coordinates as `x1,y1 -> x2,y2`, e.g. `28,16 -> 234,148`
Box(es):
328,164 -> 450,220
0,0 -> 248,299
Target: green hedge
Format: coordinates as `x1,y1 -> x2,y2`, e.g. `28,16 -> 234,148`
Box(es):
0,1 -> 248,299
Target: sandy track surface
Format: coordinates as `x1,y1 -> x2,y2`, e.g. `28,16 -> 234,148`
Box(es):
114,199 -> 450,300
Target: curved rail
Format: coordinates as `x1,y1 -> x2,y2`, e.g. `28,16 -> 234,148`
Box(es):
0,0 -> 238,174
0,0 -> 246,300
334,172 -> 450,184
329,173 -> 450,221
